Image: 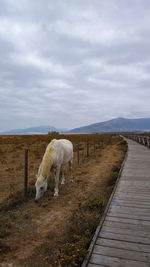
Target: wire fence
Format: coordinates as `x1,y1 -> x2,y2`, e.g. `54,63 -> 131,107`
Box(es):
0,136 -> 112,205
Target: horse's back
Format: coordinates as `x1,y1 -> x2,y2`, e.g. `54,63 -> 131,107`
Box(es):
53,139 -> 73,165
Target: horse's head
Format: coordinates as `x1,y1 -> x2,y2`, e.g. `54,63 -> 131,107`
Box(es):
35,175 -> 47,202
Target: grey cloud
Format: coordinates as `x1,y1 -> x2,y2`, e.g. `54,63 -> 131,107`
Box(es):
0,0 -> 150,131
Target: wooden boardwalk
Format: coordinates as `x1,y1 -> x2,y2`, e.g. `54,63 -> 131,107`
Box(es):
82,138 -> 150,267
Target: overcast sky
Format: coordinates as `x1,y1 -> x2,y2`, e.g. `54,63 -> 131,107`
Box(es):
1,0 -> 150,131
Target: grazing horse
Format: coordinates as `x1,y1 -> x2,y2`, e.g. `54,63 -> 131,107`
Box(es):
35,139 -> 73,202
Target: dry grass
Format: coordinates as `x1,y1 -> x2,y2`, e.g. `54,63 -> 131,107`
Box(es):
0,134 -> 127,266
0,133 -> 111,205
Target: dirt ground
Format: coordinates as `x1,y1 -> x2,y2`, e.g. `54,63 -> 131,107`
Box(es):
0,136 -> 126,267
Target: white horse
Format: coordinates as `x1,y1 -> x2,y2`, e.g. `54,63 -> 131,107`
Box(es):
35,139 -> 73,202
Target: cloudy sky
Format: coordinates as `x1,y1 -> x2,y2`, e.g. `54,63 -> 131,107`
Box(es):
1,0 -> 150,131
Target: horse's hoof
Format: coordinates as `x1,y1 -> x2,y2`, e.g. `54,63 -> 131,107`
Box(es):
54,192 -> 59,197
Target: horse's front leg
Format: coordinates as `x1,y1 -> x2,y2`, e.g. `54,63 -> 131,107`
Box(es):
54,165 -> 61,197
51,167 -> 56,180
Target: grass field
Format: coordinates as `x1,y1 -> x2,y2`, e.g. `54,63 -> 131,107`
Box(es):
0,134 -> 127,266
0,133 -> 109,204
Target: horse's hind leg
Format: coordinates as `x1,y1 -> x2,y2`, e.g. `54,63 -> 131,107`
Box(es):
61,165 -> 65,185
69,160 -> 73,181
54,165 -> 61,197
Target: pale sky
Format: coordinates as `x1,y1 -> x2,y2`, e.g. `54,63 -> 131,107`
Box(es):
1,0 -> 150,131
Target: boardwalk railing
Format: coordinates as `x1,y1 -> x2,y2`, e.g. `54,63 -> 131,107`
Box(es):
124,135 -> 150,148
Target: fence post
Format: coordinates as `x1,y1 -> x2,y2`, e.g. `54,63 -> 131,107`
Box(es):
24,149 -> 29,196
98,140 -> 100,150
86,141 -> 89,157
93,141 -> 96,154
77,144 -> 80,165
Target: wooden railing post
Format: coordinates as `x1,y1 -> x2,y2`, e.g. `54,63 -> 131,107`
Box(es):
142,137 -> 145,145
147,138 -> 150,147
145,137 -> 148,147
24,149 -> 29,196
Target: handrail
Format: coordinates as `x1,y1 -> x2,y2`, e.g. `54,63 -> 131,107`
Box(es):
123,135 -> 150,148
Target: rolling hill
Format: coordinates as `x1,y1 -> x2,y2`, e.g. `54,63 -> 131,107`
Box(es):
1,125 -> 66,134
1,117 -> 150,134
69,117 -> 150,133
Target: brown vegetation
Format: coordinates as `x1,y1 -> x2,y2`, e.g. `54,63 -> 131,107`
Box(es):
0,134 -> 127,266
0,134 -> 109,204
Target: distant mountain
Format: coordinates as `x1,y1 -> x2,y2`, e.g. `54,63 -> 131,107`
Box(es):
69,118 -> 150,133
1,117 -> 150,134
1,125 -> 67,134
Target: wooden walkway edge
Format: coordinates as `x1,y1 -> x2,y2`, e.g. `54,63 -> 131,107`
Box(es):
82,137 -> 150,267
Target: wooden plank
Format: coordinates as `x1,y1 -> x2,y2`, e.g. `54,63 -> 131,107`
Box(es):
104,220 -> 150,232
113,195 -> 150,201
117,182 -> 150,186
116,189 -> 150,193
120,179 -> 150,182
110,205 -> 150,213
113,196 -> 150,204
93,245 -> 150,262
118,179 -> 150,183
113,197 -> 150,203
108,210 -> 150,219
122,165 -> 150,169
107,212 -> 150,222
106,215 -> 150,225
112,200 -> 150,209
117,184 -> 150,188
115,190 -> 150,194
90,253 -> 150,267
117,191 -> 150,195
99,231 -> 150,245
109,206 -> 150,216
122,172 -> 150,178
116,189 -> 150,194
101,225 -> 150,238
114,194 -> 150,201
115,194 -> 150,199
96,238 -> 150,253
114,195 -> 150,199
120,170 -> 150,175
117,183 -> 150,187
116,181 -> 150,186
117,188 -> 150,192
117,191 -> 150,194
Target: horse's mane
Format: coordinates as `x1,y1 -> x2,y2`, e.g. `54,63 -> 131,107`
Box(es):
37,139 -> 56,184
